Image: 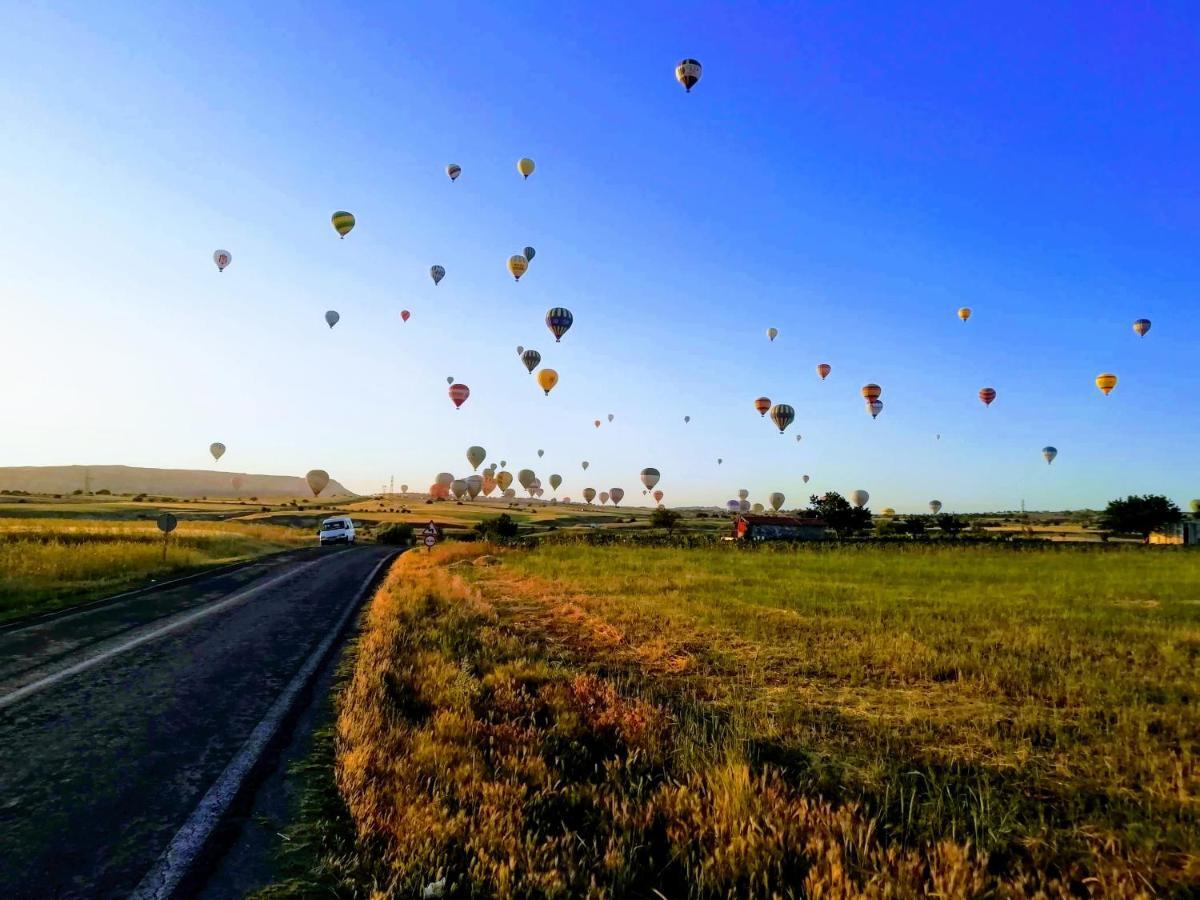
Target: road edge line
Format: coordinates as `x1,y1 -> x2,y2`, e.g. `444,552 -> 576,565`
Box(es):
130,549 -> 401,900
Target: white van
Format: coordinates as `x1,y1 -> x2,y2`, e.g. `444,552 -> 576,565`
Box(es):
318,515 -> 356,546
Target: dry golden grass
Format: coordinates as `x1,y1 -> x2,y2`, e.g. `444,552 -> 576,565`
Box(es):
326,542 -> 1199,896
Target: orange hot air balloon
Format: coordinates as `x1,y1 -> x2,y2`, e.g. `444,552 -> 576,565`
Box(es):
536,368 -> 559,395
1095,373 -> 1117,396
754,397 -> 771,416
958,307 -> 971,322
653,490 -> 664,503
448,383 -> 470,408
816,363 -> 831,381
861,384 -> 881,401
979,387 -> 996,406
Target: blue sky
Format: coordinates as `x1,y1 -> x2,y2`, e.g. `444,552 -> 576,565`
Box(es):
2,2 -> 1197,511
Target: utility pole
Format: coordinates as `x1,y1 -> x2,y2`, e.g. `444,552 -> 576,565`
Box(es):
390,475 -> 394,495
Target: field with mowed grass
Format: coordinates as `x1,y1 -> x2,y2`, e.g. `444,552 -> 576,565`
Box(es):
0,518 -> 311,622
268,541 -> 1200,897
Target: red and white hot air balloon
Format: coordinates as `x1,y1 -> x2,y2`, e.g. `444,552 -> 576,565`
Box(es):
448,383 -> 470,409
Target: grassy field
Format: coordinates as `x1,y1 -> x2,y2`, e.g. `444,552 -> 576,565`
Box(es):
284,541 -> 1200,897
0,517 -> 311,622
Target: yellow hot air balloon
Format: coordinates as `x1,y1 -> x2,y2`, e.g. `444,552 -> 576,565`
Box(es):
496,471 -> 513,491
1095,373 -> 1117,395
508,254 -> 529,281
537,368 -> 559,395
958,307 -> 971,322
331,211 -> 355,238
517,157 -> 535,179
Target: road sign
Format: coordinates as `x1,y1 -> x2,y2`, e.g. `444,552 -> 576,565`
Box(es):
422,521 -> 439,550
423,534 -> 436,548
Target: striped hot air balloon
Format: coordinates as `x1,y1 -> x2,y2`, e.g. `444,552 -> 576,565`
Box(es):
521,349 -> 541,373
861,384 -> 881,401
979,387 -> 996,406
958,307 -> 971,322
754,397 -> 771,416
546,307 -> 573,342
867,399 -> 883,419
1042,446 -> 1058,464
1133,318 -> 1151,337
1096,373 -> 1117,396
769,403 -> 795,434
331,211 -> 355,238
675,58 -> 702,92
446,163 -> 461,181
448,383 -> 470,409
430,265 -> 445,285
817,363 -> 831,380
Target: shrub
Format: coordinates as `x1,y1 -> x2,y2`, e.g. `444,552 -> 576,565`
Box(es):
475,514 -> 520,539
376,523 -> 414,546
650,507 -> 682,533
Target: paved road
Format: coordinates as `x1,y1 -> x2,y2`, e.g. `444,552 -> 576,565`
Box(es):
0,545 -> 396,898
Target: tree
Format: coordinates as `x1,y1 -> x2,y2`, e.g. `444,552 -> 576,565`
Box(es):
806,492 -> 872,536
650,507 -> 681,533
475,513 -> 519,539
934,513 -> 967,536
897,515 -> 927,537
1100,495 -> 1182,541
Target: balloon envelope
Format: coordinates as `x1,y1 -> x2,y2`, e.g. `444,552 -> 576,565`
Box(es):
446,163 -> 461,181
726,500 -> 741,513
929,500 -> 943,514
209,442 -> 225,461
436,472 -> 454,488
684,415 -> 691,423
850,490 -> 869,508
496,471 -> 513,491
979,387 -> 996,406
769,403 -> 795,433
521,349 -> 541,373
517,158 -> 535,178
306,469 -> 330,496
583,487 -> 596,503
867,399 -> 883,419
536,368 -> 559,395
958,307 -> 971,322
802,475 -> 810,483
599,491 -> 610,505
449,383 -> 470,408
769,492 -> 785,511
1096,373 -> 1117,395
451,479 -> 468,499
213,250 -> 231,272
817,364 -> 831,380
1133,318 -> 1151,337
523,246 -> 536,261
653,490 -> 664,503
508,254 -> 529,280
767,327 -> 778,341
400,309 -> 410,322
331,211 -> 355,237
738,489 -> 749,501
640,468 -> 661,490
466,446 -> 486,470
754,397 -> 771,416
430,265 -> 445,285
324,310 -> 340,328
1042,446 -> 1058,464
581,461 -> 589,470
517,469 -> 536,489
545,307 -> 573,342
675,58 -> 702,92
861,384 -> 881,401
549,474 -> 562,491
610,488 -> 624,506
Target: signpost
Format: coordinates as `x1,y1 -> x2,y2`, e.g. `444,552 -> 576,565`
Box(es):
421,521 -> 439,551
156,512 -> 178,561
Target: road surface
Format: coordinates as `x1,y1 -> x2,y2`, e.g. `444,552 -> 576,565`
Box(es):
0,544 -> 396,898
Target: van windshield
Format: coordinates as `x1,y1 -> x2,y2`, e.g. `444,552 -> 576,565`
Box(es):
323,521 -> 345,530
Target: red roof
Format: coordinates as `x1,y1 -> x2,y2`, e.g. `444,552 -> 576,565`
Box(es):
737,515 -> 826,527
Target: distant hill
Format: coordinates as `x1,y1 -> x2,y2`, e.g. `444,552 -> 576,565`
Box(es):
0,465 -> 354,498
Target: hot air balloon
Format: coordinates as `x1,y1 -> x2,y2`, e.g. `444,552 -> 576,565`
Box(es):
739,499 -> 751,513
516,346 -> 524,356
675,58 -> 702,92
802,475 -> 810,484
751,502 -> 765,514
583,487 -> 596,504
770,403 -> 795,433
213,250 -> 231,272
481,473 -> 496,496
769,492 -> 785,512
867,399 -> 883,419
306,469 -> 330,497
503,488 -> 516,498
521,349 -> 541,373
400,309 -> 411,322
499,460 -> 506,468
850,490 -> 869,508
738,489 -> 749,501
537,368 -> 559,395
523,246 -> 536,262
466,446 -> 486,470
726,500 -> 741,513
517,158 -> 535,179
430,265 -> 445,285
979,387 -> 996,406
209,442 -> 226,461
581,461 -> 589,470
449,383 -> 470,409
331,211 -> 355,238
608,414 -> 614,423
958,307 -> 971,322
610,488 -> 624,506
496,471 -> 513,491
231,475 -> 245,492
1096,373 -> 1117,396
929,500 -> 942,514
767,327 -> 778,342
861,384 -> 881,401
400,484 -> 408,494
546,307 -> 573,341
549,473 -> 562,492
684,415 -> 691,423
446,163 -> 461,181
594,420 -> 602,428
817,364 -> 831,381
717,458 -> 723,465
754,397 -> 771,416
508,254 -> 529,281
653,490 -> 664,503
640,468 -> 660,490
429,482 -> 449,499
1190,499 -> 1200,514
435,472 -> 454,488
466,475 -> 483,499
537,449 -> 544,458
325,310 -> 340,328
600,491 -> 610,505
447,376 -> 455,385
1042,446 -> 1058,464
1133,318 -> 1151,337
517,469 -> 536,490
451,479 -> 468,500
795,435 -> 802,443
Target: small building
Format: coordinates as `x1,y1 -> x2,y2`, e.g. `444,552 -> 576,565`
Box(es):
1149,520 -> 1200,545
732,514 -> 828,542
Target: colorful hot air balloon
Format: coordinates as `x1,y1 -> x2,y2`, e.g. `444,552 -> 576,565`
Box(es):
546,307 -> 573,341
581,461 -> 589,470
640,468 -> 661,490
802,475 -> 810,484
451,479 -> 468,500
583,487 -> 596,504
436,472 -> 454,488
517,469 -> 536,491
466,475 -> 483,499
766,327 -> 778,342
1042,446 -> 1058,464
653,490 -> 664,503
770,404 -> 795,434
675,58 -> 702,92
610,488 -> 624,506
958,307 -> 971,322
599,491 -> 610,505
867,399 -> 883,419
523,246 -> 536,262
726,500 -> 741,513
400,309 -> 410,322
929,500 -> 942,514
754,397 -> 771,416
449,383 -> 470,409
496,471 -> 513,491
466,446 -> 486,470
537,369 -> 559,395
861,384 -> 881,401
817,363 -> 831,381
481,473 -> 497,496
517,158 -> 536,179
331,211 -> 355,238
979,387 -> 996,406
209,442 -> 226,461
325,310 -> 340,328
850,490 -> 869,508
306,469 -> 330,497
508,254 -> 529,281
769,492 -> 785,512
1133,318 -> 1151,337
521,350 -> 542,374
446,163 -> 461,181
213,250 -> 231,272
430,265 -> 445,285
1096,373 -> 1117,396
